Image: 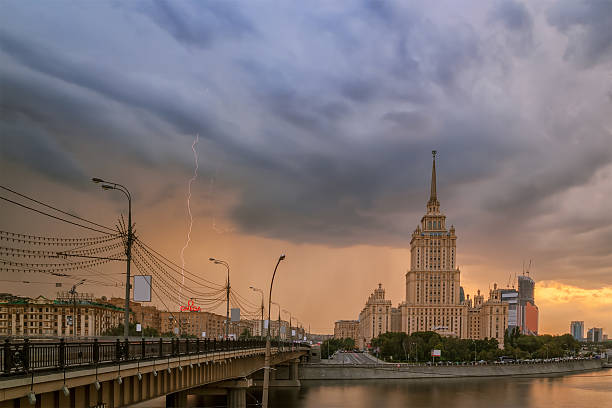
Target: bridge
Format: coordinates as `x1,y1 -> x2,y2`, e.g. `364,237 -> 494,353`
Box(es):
0,338 -> 309,408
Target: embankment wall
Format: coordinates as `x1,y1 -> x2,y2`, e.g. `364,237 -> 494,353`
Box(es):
300,360 -> 604,380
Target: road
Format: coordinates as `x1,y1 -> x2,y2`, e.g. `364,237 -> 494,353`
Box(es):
328,352 -> 383,365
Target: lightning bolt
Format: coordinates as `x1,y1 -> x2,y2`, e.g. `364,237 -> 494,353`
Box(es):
180,134 -> 199,307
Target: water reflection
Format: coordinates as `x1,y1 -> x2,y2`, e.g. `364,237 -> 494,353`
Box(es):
268,370 -> 612,408
132,369 -> 611,407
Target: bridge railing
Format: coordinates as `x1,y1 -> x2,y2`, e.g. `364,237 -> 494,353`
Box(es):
1,338 -> 309,376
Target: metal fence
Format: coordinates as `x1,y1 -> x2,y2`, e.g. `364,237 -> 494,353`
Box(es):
1,338 -> 308,376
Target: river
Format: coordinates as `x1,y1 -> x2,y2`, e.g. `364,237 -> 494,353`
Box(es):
134,368 -> 612,407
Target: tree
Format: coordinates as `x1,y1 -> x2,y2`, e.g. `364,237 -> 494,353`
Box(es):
102,322 -> 160,337
239,328 -> 251,339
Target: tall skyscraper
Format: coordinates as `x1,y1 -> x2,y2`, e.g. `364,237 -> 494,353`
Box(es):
500,288 -> 519,331
570,321 -> 584,341
518,274 -> 538,335
398,151 -> 508,348
400,151 -> 468,338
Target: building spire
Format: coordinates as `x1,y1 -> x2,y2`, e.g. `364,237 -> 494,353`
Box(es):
426,150 -> 440,214
430,150 -> 437,201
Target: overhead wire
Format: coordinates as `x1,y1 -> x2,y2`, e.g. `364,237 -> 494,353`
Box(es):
0,185 -> 117,233
0,196 -> 117,235
135,238 -> 224,289
132,246 -> 225,299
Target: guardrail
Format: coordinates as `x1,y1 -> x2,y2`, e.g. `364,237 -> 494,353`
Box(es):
1,338 -> 309,376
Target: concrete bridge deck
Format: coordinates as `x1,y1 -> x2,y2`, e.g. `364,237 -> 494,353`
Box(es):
0,339 -> 309,408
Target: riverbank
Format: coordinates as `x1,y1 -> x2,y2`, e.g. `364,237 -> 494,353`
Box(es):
300,359 -> 604,380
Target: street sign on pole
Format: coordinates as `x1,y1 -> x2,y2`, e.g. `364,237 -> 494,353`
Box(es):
231,308 -> 240,322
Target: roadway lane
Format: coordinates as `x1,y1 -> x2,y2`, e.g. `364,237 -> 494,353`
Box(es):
329,352 -> 383,365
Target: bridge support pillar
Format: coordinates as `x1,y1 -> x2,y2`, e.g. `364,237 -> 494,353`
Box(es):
290,359 -> 299,381
166,390 -> 188,408
227,388 -> 246,408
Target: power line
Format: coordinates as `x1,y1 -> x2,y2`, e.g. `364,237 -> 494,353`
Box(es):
0,185 -> 117,233
135,239 -> 224,289
0,195 -> 117,235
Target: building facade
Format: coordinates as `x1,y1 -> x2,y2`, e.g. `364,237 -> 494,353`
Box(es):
357,284 -> 392,349
159,310 -> 225,339
106,297 -> 161,332
0,293 -> 124,337
334,320 -> 359,339
570,321 -> 584,341
465,285 -> 508,345
587,327 -> 603,343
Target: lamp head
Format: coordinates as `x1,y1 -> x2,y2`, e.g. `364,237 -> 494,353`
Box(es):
209,257 -> 215,262
91,177 -> 104,184
279,254 -> 286,261
101,185 -> 114,190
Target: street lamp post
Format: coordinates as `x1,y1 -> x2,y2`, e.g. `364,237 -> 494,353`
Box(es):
249,286 -> 265,338
262,254 -> 286,408
92,178 -> 132,340
209,258 -> 230,339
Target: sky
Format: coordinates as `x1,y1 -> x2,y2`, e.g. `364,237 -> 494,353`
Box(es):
1,0 -> 611,335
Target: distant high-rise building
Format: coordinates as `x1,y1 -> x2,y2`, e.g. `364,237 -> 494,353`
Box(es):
570,321 -> 584,341
587,327 -> 603,343
500,288 -> 519,331
517,274 -> 538,335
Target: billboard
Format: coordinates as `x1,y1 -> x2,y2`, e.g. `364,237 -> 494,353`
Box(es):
133,275 -> 152,302
431,349 -> 441,357
231,308 -> 240,322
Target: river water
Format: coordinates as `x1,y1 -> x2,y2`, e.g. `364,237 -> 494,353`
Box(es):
266,369 -> 612,408
135,369 -> 612,407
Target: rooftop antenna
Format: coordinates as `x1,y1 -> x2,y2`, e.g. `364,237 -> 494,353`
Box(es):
527,260 -> 531,276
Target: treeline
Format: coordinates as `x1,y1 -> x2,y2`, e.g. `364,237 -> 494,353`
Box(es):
101,322 -> 162,338
368,329 -> 581,362
321,338 -> 356,359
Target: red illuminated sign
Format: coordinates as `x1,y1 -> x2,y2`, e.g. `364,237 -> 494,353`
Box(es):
180,299 -> 201,312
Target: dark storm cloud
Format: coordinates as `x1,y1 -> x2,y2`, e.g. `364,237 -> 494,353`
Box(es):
139,0 -> 256,49
0,29 -> 216,137
490,0 -> 533,31
484,145 -> 612,214
548,0 -> 612,66
1,0 -> 611,261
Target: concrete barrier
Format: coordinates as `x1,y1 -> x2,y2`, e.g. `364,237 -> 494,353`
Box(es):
299,360 -> 604,380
